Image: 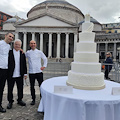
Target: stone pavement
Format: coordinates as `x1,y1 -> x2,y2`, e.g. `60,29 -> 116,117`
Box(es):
0,84 -> 44,120
0,61 -> 71,120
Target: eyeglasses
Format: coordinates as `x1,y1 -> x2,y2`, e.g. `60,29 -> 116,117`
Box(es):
9,35 -> 14,39
106,54 -> 110,55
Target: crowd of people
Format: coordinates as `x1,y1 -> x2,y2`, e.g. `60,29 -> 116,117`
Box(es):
0,32 -> 47,113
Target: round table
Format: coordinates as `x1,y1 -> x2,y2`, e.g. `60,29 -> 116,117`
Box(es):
38,76 -> 120,120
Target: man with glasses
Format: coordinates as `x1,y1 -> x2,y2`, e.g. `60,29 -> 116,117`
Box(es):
104,52 -> 113,80
0,32 -> 14,113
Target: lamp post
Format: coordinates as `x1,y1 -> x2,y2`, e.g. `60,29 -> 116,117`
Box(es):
117,47 -> 120,62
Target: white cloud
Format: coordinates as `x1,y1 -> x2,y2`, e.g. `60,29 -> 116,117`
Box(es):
0,0 -> 120,23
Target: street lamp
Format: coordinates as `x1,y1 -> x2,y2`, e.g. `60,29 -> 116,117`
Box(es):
117,47 -> 120,62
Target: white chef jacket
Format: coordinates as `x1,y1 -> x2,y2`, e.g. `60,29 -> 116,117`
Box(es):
0,40 -> 10,69
26,49 -> 47,74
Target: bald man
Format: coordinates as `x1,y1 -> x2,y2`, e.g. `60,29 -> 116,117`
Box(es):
26,40 -> 47,105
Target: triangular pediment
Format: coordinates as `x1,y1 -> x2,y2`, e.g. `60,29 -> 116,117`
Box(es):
16,13 -> 77,27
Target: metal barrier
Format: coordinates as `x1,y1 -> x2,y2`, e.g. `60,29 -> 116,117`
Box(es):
101,62 -> 120,82
40,62 -> 120,82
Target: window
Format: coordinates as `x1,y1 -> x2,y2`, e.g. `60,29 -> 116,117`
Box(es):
1,14 -> 3,20
1,21 -> 3,26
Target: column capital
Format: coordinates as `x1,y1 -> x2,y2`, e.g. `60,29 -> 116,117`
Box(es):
74,32 -> 78,35
57,32 -> 61,35
65,32 -> 69,35
48,32 -> 52,35
23,32 -> 27,34
31,32 -> 35,34
39,32 -> 44,34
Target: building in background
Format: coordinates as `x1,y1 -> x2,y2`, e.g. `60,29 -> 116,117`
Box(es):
0,0 -> 120,62
95,23 -> 120,61
0,11 -> 12,30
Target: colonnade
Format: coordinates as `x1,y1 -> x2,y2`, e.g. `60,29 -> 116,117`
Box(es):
15,32 -> 78,58
97,42 -> 120,60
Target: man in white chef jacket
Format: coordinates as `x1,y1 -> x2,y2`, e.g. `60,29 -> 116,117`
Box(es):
26,40 -> 47,105
0,32 -> 14,113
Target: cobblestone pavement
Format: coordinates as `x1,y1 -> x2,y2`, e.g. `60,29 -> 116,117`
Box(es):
0,85 -> 44,120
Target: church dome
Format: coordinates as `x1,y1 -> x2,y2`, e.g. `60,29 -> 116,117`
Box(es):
79,17 -> 101,25
3,16 -> 23,30
27,0 -> 84,24
5,16 -> 23,23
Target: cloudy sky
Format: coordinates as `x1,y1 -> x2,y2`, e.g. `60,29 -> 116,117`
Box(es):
1,0 -> 120,24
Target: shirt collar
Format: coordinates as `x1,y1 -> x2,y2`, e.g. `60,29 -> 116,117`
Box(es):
13,48 -> 20,52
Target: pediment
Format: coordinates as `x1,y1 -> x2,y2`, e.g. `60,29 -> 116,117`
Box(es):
17,15 -> 76,27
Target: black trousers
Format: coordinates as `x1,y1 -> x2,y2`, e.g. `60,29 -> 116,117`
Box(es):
0,68 -> 7,105
7,77 -> 23,103
29,72 -> 43,101
105,69 -> 111,79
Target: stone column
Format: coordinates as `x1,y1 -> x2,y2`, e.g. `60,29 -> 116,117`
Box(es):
15,32 -> 19,39
114,42 -> 116,61
48,33 -> 52,58
56,33 -> 61,58
65,33 -> 69,58
105,43 -> 108,54
97,43 -> 100,53
74,33 -> 77,52
40,32 -> 43,51
32,32 -> 35,41
23,32 -> 27,52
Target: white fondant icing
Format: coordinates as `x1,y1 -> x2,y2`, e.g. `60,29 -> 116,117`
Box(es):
67,70 -> 105,87
74,52 -> 99,63
82,22 -> 94,32
76,43 -> 96,52
67,14 -> 105,90
79,32 -> 95,42
71,62 -> 101,73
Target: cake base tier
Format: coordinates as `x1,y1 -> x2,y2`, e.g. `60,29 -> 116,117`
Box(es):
67,70 -> 105,90
66,81 -> 105,90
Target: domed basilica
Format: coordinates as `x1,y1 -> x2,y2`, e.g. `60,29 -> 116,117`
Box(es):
0,0 -> 120,61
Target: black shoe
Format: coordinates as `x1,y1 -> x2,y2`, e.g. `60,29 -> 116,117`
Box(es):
106,77 -> 111,80
7,103 -> 13,109
0,106 -> 6,113
30,100 -> 35,105
17,101 -> 26,106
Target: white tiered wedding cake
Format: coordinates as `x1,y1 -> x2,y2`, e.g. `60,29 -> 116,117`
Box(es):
66,14 -> 105,90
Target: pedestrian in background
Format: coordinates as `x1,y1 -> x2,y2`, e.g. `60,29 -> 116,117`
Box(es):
104,52 -> 113,80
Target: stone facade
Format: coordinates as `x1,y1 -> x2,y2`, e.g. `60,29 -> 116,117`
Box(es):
0,0 -> 120,61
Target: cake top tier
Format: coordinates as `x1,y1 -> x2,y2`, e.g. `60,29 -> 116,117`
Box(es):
85,14 -> 90,23
82,14 -> 94,32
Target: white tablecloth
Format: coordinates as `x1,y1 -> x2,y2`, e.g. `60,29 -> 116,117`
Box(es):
38,76 -> 120,120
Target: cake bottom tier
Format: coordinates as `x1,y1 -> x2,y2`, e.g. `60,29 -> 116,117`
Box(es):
66,70 -> 105,90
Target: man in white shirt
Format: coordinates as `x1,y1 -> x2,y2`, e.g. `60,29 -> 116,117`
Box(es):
0,32 -> 14,113
7,39 -> 27,109
26,40 -> 47,105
